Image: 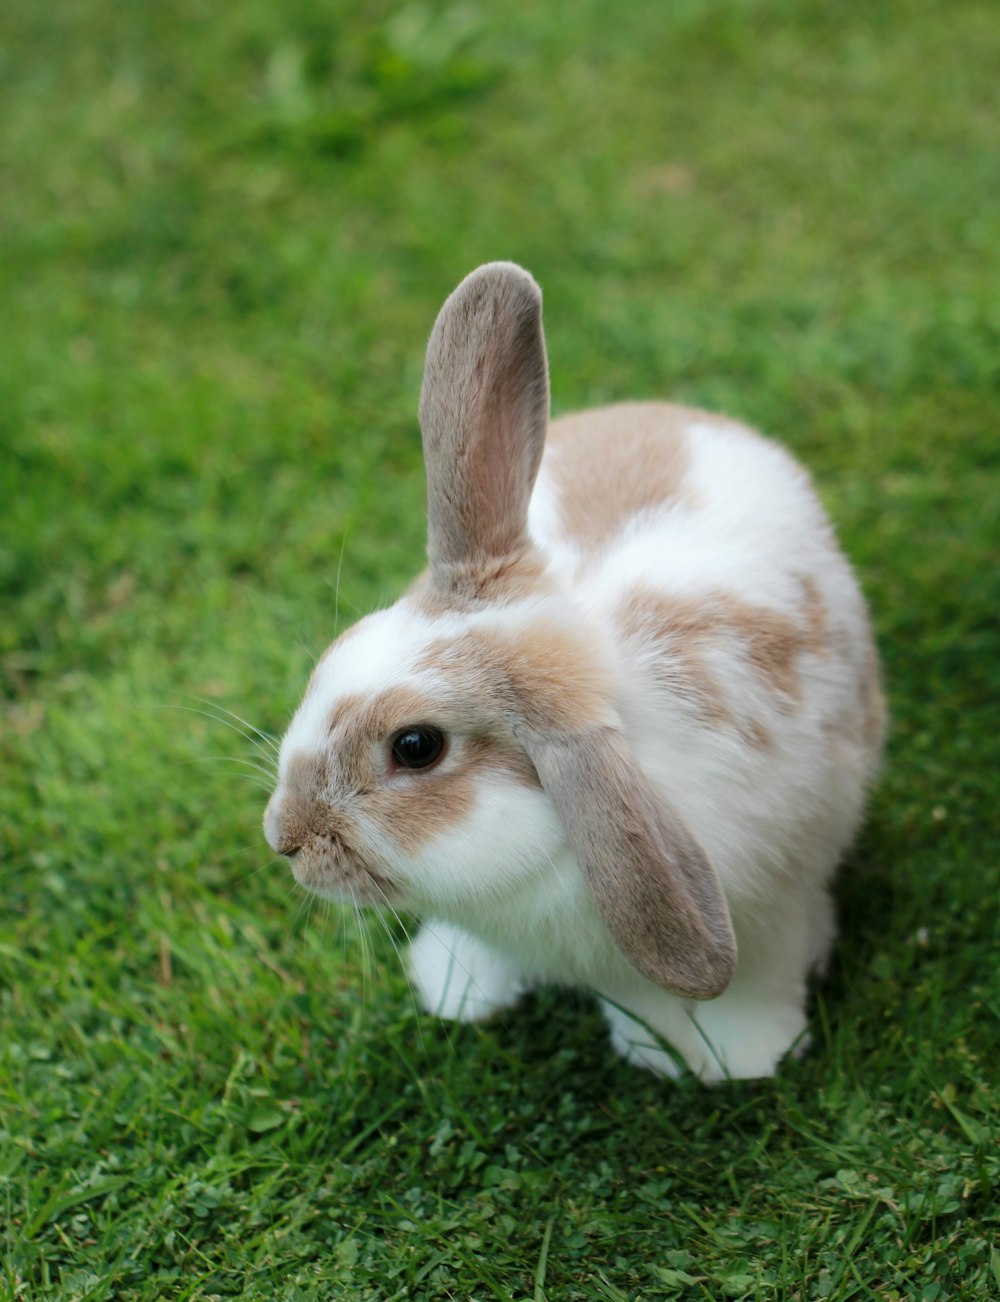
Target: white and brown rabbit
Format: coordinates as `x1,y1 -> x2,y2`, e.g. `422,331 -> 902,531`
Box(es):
264,262 -> 885,1080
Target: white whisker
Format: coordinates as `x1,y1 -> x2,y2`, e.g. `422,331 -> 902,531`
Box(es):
229,852 -> 284,887
333,531 -> 349,638
350,888 -> 372,1007
366,883 -> 442,1060
184,697 -> 282,760
158,699 -> 280,771
198,754 -> 277,781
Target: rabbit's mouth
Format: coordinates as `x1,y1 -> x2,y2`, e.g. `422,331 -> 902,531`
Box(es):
287,835 -> 396,907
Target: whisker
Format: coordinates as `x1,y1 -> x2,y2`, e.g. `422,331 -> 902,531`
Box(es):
367,881 -> 443,1061
180,769 -> 273,795
367,880 -> 412,944
203,776 -> 274,796
229,852 -> 284,888
333,531 -> 349,639
319,895 -> 335,948
288,882 -> 315,929
182,694 -> 281,751
350,889 -> 373,1008
339,890 -> 351,981
287,631 -> 321,665
158,700 -> 280,769
367,882 -> 413,963
196,754 -> 277,781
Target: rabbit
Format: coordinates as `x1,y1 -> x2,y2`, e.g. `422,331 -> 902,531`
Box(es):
263,262 -> 886,1081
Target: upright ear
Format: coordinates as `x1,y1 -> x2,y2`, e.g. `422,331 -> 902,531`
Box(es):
419,262 -> 550,581
524,727 -> 737,999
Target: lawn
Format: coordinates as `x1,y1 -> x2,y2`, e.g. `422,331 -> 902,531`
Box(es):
1,0 -> 998,1297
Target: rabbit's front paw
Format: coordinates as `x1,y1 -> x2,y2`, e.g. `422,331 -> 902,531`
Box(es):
407,921 -> 525,1023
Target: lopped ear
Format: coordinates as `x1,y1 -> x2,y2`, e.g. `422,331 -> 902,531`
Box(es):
418,262 -> 550,583
524,726 -> 737,999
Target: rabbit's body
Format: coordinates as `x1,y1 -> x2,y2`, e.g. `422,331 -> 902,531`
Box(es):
265,266 -> 885,1080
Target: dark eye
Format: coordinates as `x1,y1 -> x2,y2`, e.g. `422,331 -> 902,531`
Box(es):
390,725 -> 446,771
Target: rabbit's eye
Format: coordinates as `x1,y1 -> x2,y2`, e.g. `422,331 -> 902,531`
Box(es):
390,725 -> 446,771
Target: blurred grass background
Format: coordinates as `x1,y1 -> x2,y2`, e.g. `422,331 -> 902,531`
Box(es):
1,0 -> 998,1298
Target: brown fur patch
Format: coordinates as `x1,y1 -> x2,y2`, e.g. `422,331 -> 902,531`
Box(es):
417,623 -> 612,736
799,576 -> 829,651
274,680 -> 543,873
820,632 -> 886,764
465,733 -> 541,790
617,591 -> 737,730
861,640 -> 887,751
367,732 -> 540,856
722,596 -> 819,697
328,686 -> 439,790
829,622 -> 853,661
407,547 -> 555,615
617,579 -> 832,738
739,718 -> 774,751
366,767 -> 477,856
271,751 -> 335,855
543,403 -> 694,550
271,750 -> 393,901
326,686 -> 539,857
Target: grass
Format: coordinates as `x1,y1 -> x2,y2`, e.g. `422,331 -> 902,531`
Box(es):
1,0 -> 998,1296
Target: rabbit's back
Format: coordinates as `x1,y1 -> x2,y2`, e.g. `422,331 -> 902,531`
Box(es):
531,401 -> 832,585
529,402 -> 877,733
529,401 -> 885,905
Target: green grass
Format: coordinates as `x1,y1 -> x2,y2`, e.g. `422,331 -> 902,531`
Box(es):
2,0 -> 998,1297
